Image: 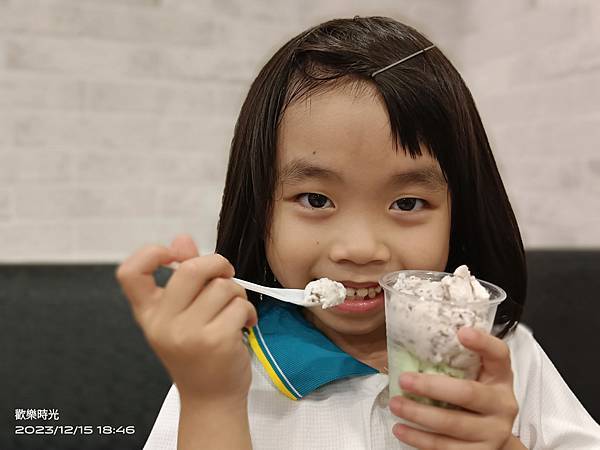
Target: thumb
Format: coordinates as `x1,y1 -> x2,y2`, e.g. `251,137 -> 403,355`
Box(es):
169,234 -> 200,261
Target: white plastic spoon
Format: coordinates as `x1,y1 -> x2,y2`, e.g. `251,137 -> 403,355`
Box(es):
164,262 -> 346,309
232,278 -> 310,306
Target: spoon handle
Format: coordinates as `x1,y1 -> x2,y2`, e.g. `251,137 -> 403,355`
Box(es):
161,264 -> 308,306
232,277 -> 307,306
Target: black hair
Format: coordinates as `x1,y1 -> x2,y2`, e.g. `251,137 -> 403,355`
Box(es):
216,16 -> 526,337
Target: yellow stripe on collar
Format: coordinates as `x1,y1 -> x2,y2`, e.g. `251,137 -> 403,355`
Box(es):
247,298 -> 378,400
247,327 -> 298,401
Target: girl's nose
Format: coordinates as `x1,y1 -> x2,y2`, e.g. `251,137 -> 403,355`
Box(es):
328,222 -> 391,266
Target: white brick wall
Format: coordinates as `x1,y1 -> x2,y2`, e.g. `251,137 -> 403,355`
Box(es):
0,0 -> 598,262
451,0 -> 600,249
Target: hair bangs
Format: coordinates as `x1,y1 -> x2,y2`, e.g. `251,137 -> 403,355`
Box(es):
376,70 -> 454,172
282,52 -> 451,172
281,58 -> 372,124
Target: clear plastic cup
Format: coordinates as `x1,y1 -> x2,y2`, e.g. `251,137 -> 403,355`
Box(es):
379,270 -> 506,408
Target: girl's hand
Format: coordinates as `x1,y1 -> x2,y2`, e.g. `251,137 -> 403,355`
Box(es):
389,327 -> 522,450
116,234 -> 258,405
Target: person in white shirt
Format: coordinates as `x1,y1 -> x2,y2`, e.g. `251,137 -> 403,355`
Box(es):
116,16 -> 600,449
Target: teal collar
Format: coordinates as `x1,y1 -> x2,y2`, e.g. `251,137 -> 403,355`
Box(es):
246,297 -> 379,400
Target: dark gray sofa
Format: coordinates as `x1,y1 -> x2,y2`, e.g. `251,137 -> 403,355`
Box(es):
1,250 -> 598,449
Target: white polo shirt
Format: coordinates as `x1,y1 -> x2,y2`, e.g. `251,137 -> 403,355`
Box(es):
144,302 -> 600,449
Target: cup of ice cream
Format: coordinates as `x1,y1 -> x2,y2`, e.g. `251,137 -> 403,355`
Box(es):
379,265 -> 506,408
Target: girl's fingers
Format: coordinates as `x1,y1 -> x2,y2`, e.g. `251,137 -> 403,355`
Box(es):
116,245 -> 176,319
185,277 -> 248,324
389,396 -> 487,441
160,254 -> 235,317
208,296 -> 258,332
169,234 -> 200,261
458,327 -> 513,383
393,423 -> 480,450
398,372 -> 500,414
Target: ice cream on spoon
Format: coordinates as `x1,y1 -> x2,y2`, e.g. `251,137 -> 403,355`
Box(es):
303,278 -> 347,309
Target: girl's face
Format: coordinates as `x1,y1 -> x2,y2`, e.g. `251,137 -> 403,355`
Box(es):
266,83 -> 451,337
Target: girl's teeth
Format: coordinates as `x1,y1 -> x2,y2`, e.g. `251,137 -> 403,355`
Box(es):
344,285 -> 382,299
357,288 -> 368,297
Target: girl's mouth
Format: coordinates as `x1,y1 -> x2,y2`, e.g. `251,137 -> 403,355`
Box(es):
307,278 -> 385,313
335,282 -> 385,314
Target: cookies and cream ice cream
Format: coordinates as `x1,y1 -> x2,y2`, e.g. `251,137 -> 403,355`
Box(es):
390,265 -> 490,370
304,278 -> 346,309
382,265 -> 504,406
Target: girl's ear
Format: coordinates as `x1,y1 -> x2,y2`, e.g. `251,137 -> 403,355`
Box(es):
169,234 -> 200,260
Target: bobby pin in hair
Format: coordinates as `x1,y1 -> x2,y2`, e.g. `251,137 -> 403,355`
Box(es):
371,44 -> 436,77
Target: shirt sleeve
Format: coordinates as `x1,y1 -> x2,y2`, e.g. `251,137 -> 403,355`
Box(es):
143,384 -> 180,450
510,326 -> 600,448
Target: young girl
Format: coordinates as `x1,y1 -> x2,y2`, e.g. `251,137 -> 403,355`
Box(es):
117,16 -> 600,449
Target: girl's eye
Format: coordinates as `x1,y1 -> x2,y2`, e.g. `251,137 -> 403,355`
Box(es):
391,197 -> 426,211
298,193 -> 333,209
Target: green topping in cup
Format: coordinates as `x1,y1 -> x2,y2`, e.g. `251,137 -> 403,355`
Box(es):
394,348 -> 465,408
